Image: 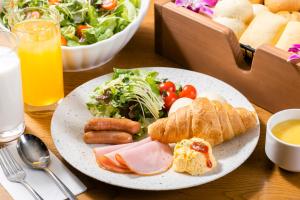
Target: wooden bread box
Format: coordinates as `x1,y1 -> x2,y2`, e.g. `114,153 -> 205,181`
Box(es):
155,0 -> 300,113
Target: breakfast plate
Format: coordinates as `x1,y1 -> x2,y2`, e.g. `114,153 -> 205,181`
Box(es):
51,67 -> 260,190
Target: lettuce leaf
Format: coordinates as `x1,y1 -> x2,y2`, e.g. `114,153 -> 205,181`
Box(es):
115,0 -> 137,22
61,25 -> 79,41
83,26 -> 114,44
87,5 -> 98,27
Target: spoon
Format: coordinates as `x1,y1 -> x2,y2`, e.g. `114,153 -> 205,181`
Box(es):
16,134 -> 77,200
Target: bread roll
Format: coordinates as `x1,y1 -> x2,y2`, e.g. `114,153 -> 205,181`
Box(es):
239,11 -> 288,48
249,0 -> 264,3
277,11 -> 300,21
276,21 -> 300,51
265,0 -> 300,12
289,11 -> 300,21
214,17 -> 246,39
214,0 -> 254,24
252,4 -> 269,16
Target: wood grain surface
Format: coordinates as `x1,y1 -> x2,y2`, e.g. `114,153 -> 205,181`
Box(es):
1,1 -> 300,199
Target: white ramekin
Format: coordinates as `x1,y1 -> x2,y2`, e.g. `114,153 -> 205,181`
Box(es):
265,109 -> 300,172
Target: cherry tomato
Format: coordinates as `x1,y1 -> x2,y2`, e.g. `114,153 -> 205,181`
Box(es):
179,85 -> 197,99
163,91 -> 178,110
61,35 -> 67,46
102,0 -> 117,10
76,25 -> 90,38
159,81 -> 176,93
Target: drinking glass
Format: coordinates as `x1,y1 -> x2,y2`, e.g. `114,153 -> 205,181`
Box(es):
9,7 -> 64,115
0,31 -> 25,143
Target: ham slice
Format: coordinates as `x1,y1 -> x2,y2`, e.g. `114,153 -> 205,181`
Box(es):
93,137 -> 151,157
93,143 -> 131,158
97,156 -> 130,173
104,137 -> 152,167
94,137 -> 152,172
116,141 -> 173,175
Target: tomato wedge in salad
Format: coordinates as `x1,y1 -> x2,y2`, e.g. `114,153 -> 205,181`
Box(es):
48,0 -> 60,5
76,25 -> 90,38
61,35 -> 67,46
102,0 -> 117,10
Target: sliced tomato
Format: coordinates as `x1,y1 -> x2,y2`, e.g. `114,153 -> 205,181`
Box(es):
159,81 -> 176,94
163,91 -> 178,110
76,25 -> 90,38
48,0 -> 60,5
61,35 -> 67,46
102,0 -> 117,10
179,85 -> 197,99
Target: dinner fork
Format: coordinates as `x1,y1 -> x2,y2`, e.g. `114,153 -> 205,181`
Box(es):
0,147 -> 44,200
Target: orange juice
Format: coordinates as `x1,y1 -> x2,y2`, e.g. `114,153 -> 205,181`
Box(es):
12,20 -> 64,107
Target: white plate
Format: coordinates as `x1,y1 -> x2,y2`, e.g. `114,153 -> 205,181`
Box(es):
51,67 -> 260,190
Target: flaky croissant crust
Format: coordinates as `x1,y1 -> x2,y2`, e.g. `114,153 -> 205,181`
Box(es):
148,98 -> 257,146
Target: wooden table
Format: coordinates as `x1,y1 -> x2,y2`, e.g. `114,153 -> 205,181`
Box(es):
2,1 -> 300,199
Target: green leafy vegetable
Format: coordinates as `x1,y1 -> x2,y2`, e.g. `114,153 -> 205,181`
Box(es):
61,25 -> 76,39
115,0 -> 137,22
0,0 -> 140,46
87,68 -> 166,137
67,39 -> 81,46
87,5 -> 98,26
83,26 -> 114,43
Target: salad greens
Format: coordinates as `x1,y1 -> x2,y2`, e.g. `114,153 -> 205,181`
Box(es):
0,0 -> 140,46
87,68 -> 166,138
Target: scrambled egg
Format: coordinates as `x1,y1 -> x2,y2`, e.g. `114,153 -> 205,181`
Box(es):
173,138 -> 217,176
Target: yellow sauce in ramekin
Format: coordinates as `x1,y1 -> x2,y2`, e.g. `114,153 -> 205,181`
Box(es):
272,120 -> 300,145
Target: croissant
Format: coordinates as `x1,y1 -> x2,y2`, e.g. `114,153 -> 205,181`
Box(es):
148,98 -> 257,146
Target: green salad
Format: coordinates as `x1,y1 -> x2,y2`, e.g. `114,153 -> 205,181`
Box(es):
0,0 -> 140,46
86,68 -> 199,138
87,68 -> 166,138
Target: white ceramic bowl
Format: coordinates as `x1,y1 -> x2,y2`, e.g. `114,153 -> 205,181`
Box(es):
265,109 -> 300,172
62,0 -> 150,71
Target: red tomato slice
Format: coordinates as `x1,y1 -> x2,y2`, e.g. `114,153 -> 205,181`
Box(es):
76,25 -> 90,38
61,35 -> 67,46
159,81 -> 176,94
48,0 -> 60,5
102,0 -> 117,10
179,85 -> 197,99
163,91 -> 178,110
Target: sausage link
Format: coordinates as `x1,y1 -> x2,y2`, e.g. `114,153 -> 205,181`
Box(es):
83,131 -> 133,144
84,118 -> 141,134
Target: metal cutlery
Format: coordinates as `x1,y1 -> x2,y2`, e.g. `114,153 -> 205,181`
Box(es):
0,147 -> 43,200
17,134 -> 77,200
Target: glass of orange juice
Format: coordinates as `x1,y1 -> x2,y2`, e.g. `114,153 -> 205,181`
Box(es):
9,7 -> 64,115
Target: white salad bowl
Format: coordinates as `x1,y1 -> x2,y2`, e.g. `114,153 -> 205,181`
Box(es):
62,0 -> 149,71
265,109 -> 300,172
